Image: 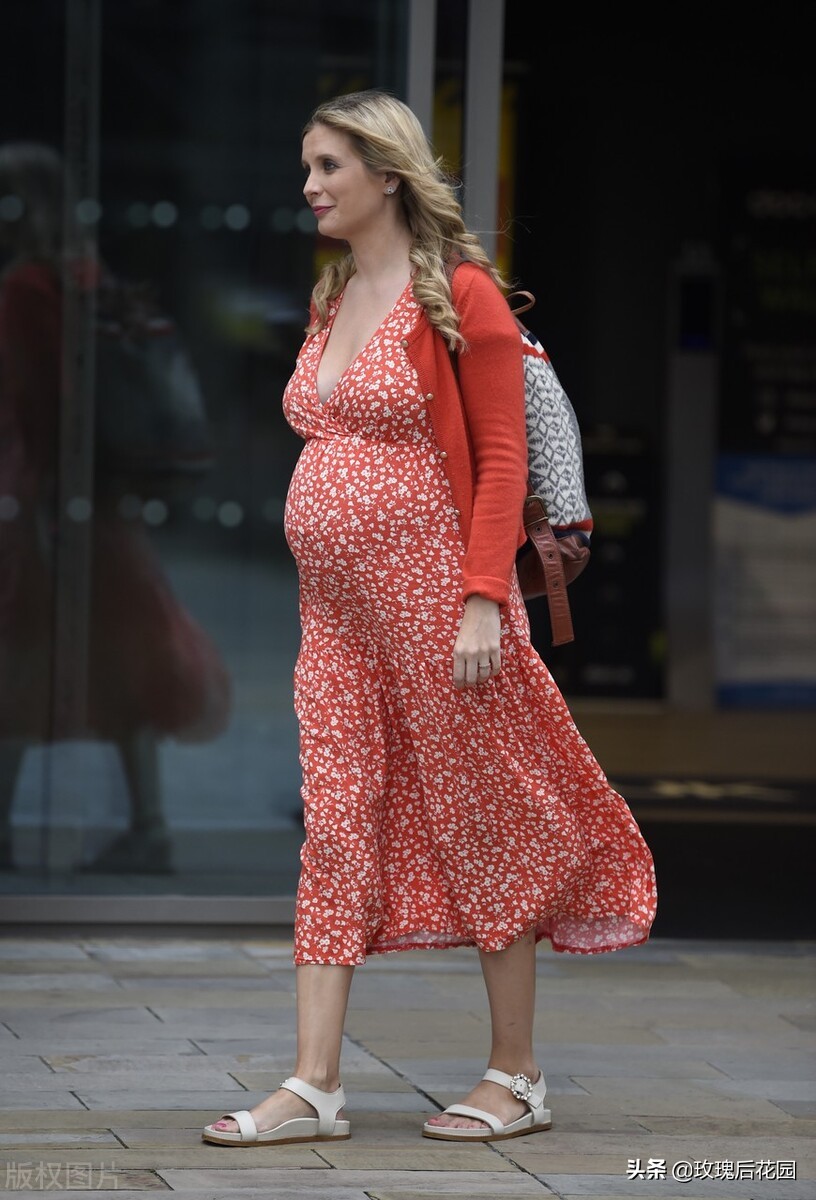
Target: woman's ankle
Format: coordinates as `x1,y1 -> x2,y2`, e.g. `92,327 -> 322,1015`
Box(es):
487,1054 -> 539,1081
292,1067 -> 342,1091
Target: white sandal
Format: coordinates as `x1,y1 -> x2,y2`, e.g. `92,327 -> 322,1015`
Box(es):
422,1068 -> 551,1141
202,1076 -> 350,1146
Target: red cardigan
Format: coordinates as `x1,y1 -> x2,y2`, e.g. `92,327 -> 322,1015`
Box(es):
307,261 -> 529,606
403,262 -> 528,606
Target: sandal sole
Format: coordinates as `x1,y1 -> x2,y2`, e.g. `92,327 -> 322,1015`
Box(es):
422,1120 -> 552,1142
202,1131 -> 351,1147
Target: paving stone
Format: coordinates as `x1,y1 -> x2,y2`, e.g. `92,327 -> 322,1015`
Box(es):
598,980 -> 742,1001
515,1148 -> 811,1178
82,941 -> 245,962
701,1079 -> 816,1102
0,1039 -> 201,1058
0,1166 -> 169,1192
568,1077 -> 792,1120
114,975 -> 294,992
0,1055 -> 54,1076
499,1131 -> 816,1162
107,959 -> 273,979
239,941 -> 295,957
503,1153 -> 629,1173
187,1037 -> 301,1055
69,1090 -> 257,1110
156,1169 -> 550,1193
334,1072 -> 418,1092
1,1008 -> 172,1035
0,941 -> 90,961
0,1132 -> 121,1148
0,1147 -> 327,1168
143,1004 -> 302,1030
345,1011 -> 486,1037
783,1014 -> 816,1031
0,974 -> 123,993
43,1054 -> 251,1082
80,989 -> 297,1008
705,1049 -> 816,1080
0,1161 -> 164,1190
535,1053 -> 723,1080
771,1099 -> 816,1117
0,1074 -> 100,1091
0,1092 -> 86,1111
315,1146 -> 514,1170
531,1019 -> 665,1045
0,1194 -> 163,1199
0,960 -> 117,976
364,1194 -> 555,1200
648,1023 -> 813,1046
534,1176 -> 813,1198
639,1115 -> 816,1136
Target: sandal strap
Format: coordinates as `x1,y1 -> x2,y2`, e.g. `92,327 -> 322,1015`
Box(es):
440,1103 -> 503,1134
482,1068 -> 546,1110
279,1076 -> 346,1136
220,1109 -> 257,1141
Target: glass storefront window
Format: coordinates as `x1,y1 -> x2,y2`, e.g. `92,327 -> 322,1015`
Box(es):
0,0 -> 408,897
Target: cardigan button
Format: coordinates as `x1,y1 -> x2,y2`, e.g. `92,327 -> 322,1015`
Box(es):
425,392 -> 434,401
400,339 -> 408,348
439,451 -> 448,459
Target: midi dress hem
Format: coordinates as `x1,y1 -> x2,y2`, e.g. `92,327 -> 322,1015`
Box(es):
294,917 -> 651,967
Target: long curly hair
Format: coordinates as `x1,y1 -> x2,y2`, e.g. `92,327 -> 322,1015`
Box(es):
302,89 -> 506,350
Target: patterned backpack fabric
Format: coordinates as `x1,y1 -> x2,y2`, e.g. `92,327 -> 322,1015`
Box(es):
517,318 -> 593,535
449,262 -> 592,642
505,294 -> 591,643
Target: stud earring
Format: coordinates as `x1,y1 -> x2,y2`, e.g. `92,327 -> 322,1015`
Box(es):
385,186 -> 395,194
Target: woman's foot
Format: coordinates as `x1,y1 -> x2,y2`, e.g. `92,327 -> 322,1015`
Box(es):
425,1068 -> 542,1131
209,1082 -> 344,1136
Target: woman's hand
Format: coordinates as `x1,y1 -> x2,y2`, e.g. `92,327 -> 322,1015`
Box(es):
453,595 -> 502,690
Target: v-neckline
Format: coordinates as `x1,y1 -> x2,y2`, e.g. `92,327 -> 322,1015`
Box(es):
314,279 -> 412,406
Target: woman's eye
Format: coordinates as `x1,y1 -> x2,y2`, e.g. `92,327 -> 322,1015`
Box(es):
322,160 -> 337,172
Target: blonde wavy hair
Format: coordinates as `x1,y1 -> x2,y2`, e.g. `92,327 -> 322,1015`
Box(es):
302,89 -> 507,350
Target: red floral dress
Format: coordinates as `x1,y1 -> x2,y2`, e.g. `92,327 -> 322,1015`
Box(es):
283,283 -> 656,966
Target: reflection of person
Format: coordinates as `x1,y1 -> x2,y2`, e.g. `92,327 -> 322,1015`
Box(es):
0,142 -> 231,871
204,90 -> 656,1147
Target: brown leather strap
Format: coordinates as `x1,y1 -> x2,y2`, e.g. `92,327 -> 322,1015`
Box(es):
508,289 -> 536,318
522,494 -> 575,646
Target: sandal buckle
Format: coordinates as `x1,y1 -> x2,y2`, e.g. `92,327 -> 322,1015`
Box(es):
509,1072 -> 533,1101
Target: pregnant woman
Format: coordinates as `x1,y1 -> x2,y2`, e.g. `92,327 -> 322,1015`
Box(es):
203,88 -> 656,1148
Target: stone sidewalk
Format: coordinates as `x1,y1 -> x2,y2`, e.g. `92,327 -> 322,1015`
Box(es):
0,934 -> 813,1199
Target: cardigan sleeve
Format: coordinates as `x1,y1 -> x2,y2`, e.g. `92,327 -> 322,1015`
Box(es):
452,264 -> 528,605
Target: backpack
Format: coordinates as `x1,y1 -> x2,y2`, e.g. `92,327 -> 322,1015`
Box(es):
449,269 -> 592,645
509,291 -> 592,644
94,279 -> 215,491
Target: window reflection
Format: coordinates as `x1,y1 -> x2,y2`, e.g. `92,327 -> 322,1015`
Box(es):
0,0 -> 408,894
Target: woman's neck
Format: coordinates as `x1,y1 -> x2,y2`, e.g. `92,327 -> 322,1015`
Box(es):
347,223 -> 413,290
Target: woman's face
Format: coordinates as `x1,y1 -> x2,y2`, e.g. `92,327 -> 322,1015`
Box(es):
301,124 -> 393,242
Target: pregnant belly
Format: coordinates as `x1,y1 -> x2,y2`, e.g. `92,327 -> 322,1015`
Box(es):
284,437 -> 456,584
